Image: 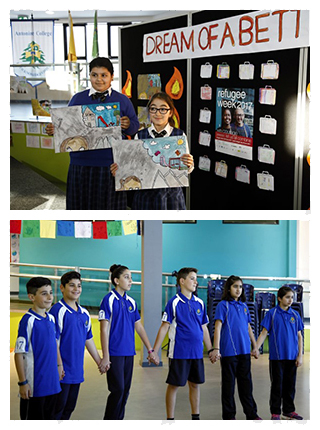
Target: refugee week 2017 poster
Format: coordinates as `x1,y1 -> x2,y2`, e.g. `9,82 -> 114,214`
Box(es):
215,87 -> 254,161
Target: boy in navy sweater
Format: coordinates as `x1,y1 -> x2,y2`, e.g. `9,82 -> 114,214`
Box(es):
46,57 -> 139,210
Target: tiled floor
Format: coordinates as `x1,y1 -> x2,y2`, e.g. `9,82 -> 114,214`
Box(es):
10,349 -> 310,421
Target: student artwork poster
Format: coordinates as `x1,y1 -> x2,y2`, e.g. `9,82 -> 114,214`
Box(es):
215,88 -> 254,161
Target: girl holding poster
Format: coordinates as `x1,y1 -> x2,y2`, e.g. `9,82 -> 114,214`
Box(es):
111,92 -> 194,210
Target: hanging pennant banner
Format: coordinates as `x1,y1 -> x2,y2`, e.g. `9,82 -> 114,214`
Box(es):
143,10 -> 309,62
11,20 -> 54,86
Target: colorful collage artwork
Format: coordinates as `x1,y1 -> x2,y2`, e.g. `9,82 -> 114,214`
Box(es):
111,135 -> 189,191
50,103 -> 122,153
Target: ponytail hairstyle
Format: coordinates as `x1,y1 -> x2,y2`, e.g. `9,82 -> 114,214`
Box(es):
109,264 -> 129,286
221,275 -> 246,302
147,91 -> 176,127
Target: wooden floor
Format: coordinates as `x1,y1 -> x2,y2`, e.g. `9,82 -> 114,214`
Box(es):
10,349 -> 310,421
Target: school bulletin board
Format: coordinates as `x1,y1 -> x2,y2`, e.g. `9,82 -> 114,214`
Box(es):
120,10 -> 310,210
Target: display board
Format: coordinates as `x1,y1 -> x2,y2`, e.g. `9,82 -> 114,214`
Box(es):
190,10 -> 310,210
120,10 -> 310,210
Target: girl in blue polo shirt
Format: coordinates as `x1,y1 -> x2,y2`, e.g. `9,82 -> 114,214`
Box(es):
99,264 -> 156,420
212,275 -> 261,420
256,286 -> 304,420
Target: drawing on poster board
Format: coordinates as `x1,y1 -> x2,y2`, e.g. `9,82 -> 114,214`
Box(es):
111,135 -> 189,191
50,103 -> 122,153
215,87 -> 254,161
137,74 -> 161,99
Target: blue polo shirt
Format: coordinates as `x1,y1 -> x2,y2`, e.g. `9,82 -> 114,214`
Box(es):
99,289 -> 141,356
261,305 -> 304,360
49,299 -> 93,384
214,300 -> 251,357
162,292 -> 209,359
14,309 -> 61,397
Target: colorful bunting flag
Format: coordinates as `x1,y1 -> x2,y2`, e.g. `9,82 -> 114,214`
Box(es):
123,220 -> 138,235
22,220 -> 40,238
40,220 -> 56,239
10,220 -> 22,234
75,222 -> 92,238
93,221 -> 108,239
57,221 -> 75,237
107,221 -> 122,237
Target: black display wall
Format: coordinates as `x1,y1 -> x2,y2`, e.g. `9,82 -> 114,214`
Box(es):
120,11 -> 310,210
191,10 -> 309,210
120,14 -> 188,132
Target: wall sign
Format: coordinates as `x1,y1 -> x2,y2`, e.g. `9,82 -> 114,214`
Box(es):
143,10 -> 309,62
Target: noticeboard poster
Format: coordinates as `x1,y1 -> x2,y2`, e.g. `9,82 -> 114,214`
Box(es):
215,87 -> 254,160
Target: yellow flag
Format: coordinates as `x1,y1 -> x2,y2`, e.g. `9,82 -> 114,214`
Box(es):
40,221 -> 56,239
68,11 -> 77,62
122,221 -> 138,235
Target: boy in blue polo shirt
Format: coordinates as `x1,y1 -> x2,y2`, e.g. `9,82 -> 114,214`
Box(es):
99,264 -> 156,420
256,286 -> 304,420
14,277 -> 62,420
152,267 -> 215,420
49,271 -> 102,420
212,275 -> 261,420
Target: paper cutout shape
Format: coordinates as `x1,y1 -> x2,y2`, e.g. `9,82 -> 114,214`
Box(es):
93,221 -> 108,239
122,70 -> 132,98
215,160 -> 228,178
107,221 -> 122,236
261,61 -> 279,79
199,130 -> 211,146
198,155 -> 211,171
199,108 -> 211,123
200,62 -> 212,78
235,165 -> 250,184
22,220 -> 40,238
239,62 -> 254,80
51,103 -> 122,153
217,63 -> 230,79
57,221 -> 75,237
40,220 -> 56,239
257,171 -> 274,191
259,86 -> 276,105
259,115 -> 277,135
137,74 -> 161,99
165,67 -> 184,99
111,135 -> 189,191
258,145 -> 275,165
200,85 -> 212,100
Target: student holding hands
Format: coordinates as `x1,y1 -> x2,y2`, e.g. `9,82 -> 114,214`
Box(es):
152,267 -> 215,420
212,275 -> 261,420
255,286 -> 304,420
14,277 -> 63,420
49,271 -> 103,420
99,264 -> 156,420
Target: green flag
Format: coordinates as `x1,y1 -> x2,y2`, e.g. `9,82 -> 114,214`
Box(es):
92,10 -> 99,58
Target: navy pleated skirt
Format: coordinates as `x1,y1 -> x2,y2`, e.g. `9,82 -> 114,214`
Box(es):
131,187 -> 186,210
66,165 -> 127,210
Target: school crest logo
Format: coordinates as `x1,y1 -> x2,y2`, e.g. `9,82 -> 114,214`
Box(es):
244,307 -> 248,314
20,41 -> 46,65
290,317 -> 295,324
